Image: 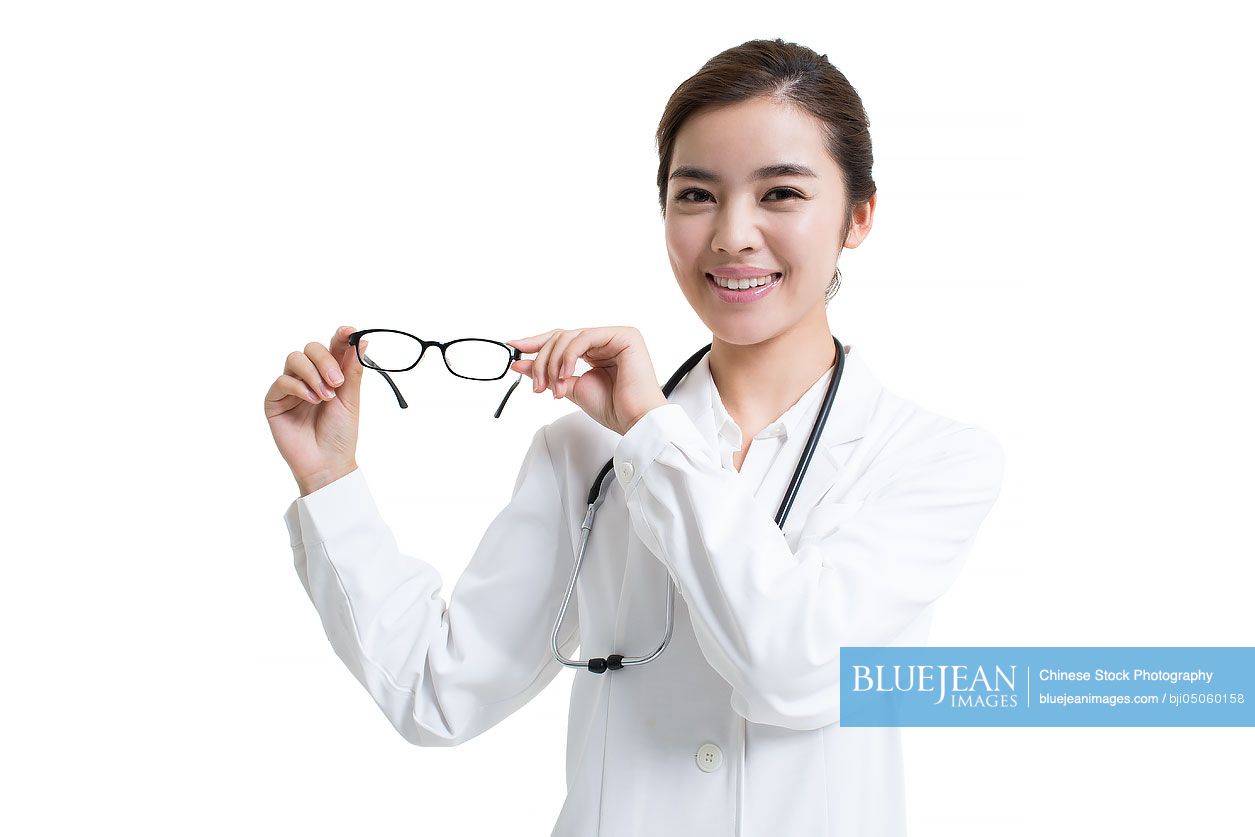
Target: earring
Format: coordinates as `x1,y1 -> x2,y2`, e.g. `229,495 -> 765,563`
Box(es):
827,264 -> 842,298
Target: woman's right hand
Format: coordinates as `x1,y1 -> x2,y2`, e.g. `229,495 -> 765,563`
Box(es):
264,325 -> 369,497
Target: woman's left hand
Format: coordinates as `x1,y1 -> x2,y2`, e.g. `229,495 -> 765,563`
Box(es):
506,327 -> 669,436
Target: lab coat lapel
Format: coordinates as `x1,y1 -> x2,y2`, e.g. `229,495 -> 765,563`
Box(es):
782,348 -> 883,523
669,347 -> 883,535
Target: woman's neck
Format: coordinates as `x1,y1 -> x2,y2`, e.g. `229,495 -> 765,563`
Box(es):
706,319 -> 839,431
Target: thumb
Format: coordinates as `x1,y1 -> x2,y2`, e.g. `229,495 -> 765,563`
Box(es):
335,337 -> 367,410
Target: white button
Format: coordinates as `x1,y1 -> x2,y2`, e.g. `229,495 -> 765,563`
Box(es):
618,461 -> 634,481
695,743 -> 723,773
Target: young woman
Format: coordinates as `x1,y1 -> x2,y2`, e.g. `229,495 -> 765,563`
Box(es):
265,38 -> 1004,837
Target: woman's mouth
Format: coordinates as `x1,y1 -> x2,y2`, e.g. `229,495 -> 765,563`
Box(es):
706,272 -> 783,303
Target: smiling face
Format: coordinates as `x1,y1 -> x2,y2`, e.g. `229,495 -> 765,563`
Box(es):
663,95 -> 871,345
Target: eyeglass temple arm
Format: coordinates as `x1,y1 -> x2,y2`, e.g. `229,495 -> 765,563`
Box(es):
494,347 -> 526,419
360,353 -> 409,409
354,344 -> 523,416
494,372 -> 525,419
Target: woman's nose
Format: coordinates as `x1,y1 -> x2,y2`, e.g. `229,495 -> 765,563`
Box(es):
710,197 -> 765,254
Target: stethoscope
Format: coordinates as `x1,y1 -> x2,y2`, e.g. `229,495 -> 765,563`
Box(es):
550,335 -> 847,674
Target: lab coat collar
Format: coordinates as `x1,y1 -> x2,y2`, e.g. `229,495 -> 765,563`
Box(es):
666,344 -> 884,518
674,345 -> 881,448
707,354 -> 838,450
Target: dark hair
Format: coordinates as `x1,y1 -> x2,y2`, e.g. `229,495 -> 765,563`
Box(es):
655,38 -> 876,303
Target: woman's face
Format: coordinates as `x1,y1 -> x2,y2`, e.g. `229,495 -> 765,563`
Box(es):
663,95 -> 869,345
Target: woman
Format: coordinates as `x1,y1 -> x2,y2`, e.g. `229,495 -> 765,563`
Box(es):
265,39 -> 1004,837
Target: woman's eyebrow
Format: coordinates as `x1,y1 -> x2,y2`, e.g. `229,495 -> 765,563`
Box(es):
669,162 -> 819,183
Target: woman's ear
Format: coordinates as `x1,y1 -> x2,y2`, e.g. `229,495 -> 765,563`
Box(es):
843,195 -> 876,249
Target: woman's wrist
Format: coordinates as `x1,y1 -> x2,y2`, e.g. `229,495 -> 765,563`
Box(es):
296,461 -> 358,497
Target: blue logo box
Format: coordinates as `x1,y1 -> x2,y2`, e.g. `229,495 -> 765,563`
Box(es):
839,647 -> 1255,726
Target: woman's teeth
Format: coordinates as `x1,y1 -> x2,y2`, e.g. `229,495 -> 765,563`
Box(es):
708,273 -> 781,289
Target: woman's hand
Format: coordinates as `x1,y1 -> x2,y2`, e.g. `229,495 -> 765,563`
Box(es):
506,327 -> 669,436
264,325 -> 369,496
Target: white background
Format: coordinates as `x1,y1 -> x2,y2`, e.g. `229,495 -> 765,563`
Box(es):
4,1 -> 1252,834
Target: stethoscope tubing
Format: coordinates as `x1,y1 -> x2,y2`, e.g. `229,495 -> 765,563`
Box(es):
551,335 -> 846,674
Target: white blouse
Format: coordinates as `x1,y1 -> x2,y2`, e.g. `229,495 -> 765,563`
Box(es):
284,346 -> 1005,836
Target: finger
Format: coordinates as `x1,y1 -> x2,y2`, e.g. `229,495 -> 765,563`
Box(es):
509,357 -> 537,380
543,329 -> 575,394
505,331 -> 559,356
286,349 -> 337,401
548,329 -> 582,398
345,337 -> 367,380
533,330 -> 564,393
567,326 -> 623,364
271,374 -> 322,405
568,328 -> 617,371
332,336 -> 366,413
557,330 -> 607,399
507,330 -> 560,392
329,325 -> 356,367
561,330 -> 604,397
324,330 -> 357,386
304,340 -> 348,393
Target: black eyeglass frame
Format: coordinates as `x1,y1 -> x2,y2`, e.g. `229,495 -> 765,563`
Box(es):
348,329 -> 525,418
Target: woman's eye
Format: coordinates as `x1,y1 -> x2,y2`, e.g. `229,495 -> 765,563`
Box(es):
676,188 -> 713,203
675,187 -> 803,203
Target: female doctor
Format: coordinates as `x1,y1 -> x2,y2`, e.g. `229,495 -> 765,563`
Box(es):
265,38 -> 1004,837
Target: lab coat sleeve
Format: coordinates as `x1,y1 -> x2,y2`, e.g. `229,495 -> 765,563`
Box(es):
283,424 -> 579,747
612,403 -> 1004,731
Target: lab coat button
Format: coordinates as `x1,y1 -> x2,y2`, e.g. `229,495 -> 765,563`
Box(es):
695,743 -> 723,773
618,461 -> 634,481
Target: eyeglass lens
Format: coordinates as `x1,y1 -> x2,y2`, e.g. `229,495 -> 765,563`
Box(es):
360,333 -> 512,380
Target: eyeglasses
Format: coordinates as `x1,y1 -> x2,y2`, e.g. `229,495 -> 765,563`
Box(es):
348,329 -> 525,418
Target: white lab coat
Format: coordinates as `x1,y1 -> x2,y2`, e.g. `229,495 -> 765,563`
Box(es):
284,346 -> 1004,836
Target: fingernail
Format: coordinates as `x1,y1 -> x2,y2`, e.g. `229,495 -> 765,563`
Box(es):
321,383 -> 336,398
329,369 -> 343,385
